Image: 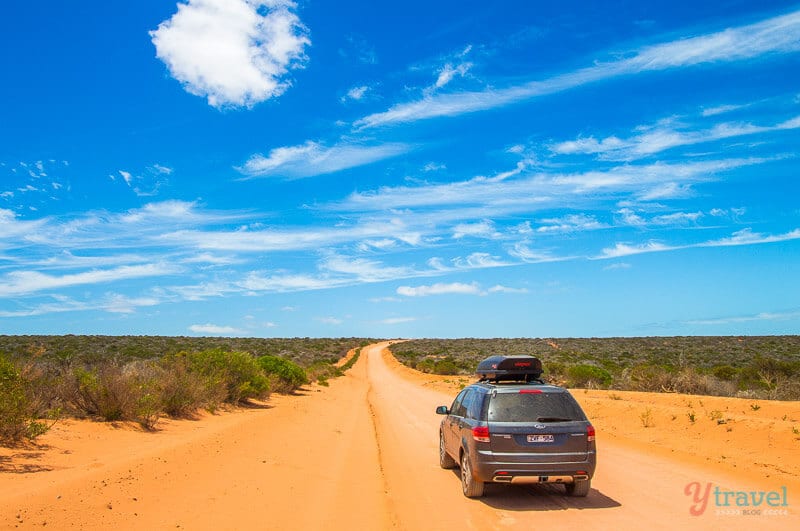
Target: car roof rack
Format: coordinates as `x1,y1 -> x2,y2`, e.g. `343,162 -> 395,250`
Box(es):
476,355 -> 545,384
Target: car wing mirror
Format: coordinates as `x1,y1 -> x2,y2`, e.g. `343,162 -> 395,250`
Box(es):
435,406 -> 449,415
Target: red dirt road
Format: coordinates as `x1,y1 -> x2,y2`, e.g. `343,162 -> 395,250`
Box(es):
2,342 -> 797,529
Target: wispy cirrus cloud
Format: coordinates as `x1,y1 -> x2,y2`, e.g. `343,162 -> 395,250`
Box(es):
706,227 -> 800,247
0,263 -> 181,297
237,140 -> 412,179
0,208 -> 47,240
341,85 -> 370,102
488,285 -> 528,294
320,254 -> 416,283
2,160 -> 70,205
615,208 -> 704,228
508,243 -> 572,264
452,220 -> 501,239
336,157 -> 765,214
536,214 -> 608,233
151,0 -> 310,108
237,271 -> 342,293
379,316 -> 418,325
687,310 -> 800,326
597,227 -> 800,259
397,282 -> 482,297
316,316 -> 343,325
110,164 -> 172,197
396,281 -> 526,297
701,103 -> 750,117
429,45 -> 474,92
103,293 -> 165,314
189,323 -> 245,335
19,200 -> 249,251
598,241 -> 675,259
549,113 -> 800,160
452,252 -> 509,269
158,218 -> 420,253
0,290 -> 171,318
355,9 -> 800,128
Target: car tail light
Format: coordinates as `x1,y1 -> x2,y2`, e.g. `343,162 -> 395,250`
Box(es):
519,389 -> 542,394
472,426 -> 490,443
587,425 -> 596,442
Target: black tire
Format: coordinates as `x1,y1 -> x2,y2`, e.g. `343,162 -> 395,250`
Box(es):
460,452 -> 484,498
565,478 -> 591,497
439,432 -> 457,469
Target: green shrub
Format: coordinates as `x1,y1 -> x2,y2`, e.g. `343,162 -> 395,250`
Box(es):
624,364 -> 673,392
712,365 -> 739,381
129,362 -> 164,430
258,355 -> 308,393
70,365 -> 129,421
66,361 -> 167,429
306,360 -> 342,385
566,364 -> 612,388
544,361 -> 567,382
185,349 -> 270,404
415,358 -> 435,373
433,359 -> 459,375
0,354 -> 52,442
68,362 -> 158,426
158,354 -> 225,417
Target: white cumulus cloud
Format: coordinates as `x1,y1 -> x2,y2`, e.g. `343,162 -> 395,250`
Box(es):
151,0 -> 310,108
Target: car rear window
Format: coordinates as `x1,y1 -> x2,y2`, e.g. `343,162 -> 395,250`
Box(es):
487,391 -> 586,422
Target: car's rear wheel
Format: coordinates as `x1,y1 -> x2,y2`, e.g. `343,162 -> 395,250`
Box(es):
565,478 -> 591,497
439,432 -> 457,469
460,452 -> 484,498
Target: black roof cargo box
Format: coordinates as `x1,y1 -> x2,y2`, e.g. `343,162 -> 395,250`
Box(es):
476,355 -> 544,382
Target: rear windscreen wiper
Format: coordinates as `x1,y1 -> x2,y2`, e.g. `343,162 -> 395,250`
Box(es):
536,417 -> 573,422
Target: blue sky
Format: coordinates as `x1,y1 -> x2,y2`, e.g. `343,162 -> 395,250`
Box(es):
1,1 -> 799,338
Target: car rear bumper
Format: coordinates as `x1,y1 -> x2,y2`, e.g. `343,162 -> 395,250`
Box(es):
492,473 -> 590,484
472,453 -> 596,483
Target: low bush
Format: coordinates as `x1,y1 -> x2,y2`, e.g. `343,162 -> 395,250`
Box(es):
433,359 -> 459,375
415,358 -> 435,373
566,364 -> 612,388
0,354 -> 54,442
543,361 -> 567,384
712,365 -> 739,381
69,364 -> 134,422
185,349 -> 270,404
158,354 -> 226,417
65,361 -> 163,429
305,360 -> 342,386
622,364 -> 674,392
258,355 -> 308,393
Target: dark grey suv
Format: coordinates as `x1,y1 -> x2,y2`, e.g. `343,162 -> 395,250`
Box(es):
435,356 -> 596,498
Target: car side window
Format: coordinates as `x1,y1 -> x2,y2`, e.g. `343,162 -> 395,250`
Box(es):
450,389 -> 468,417
457,390 -> 474,418
465,391 -> 484,420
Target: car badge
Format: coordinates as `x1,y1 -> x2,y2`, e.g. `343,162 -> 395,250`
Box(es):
534,424 -> 546,429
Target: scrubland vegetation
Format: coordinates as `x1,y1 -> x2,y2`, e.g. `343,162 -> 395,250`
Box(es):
6,335 -> 799,444
0,336 -> 372,443
390,336 -> 800,400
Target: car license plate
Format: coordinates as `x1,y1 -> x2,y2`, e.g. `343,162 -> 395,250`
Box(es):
527,434 -> 554,443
